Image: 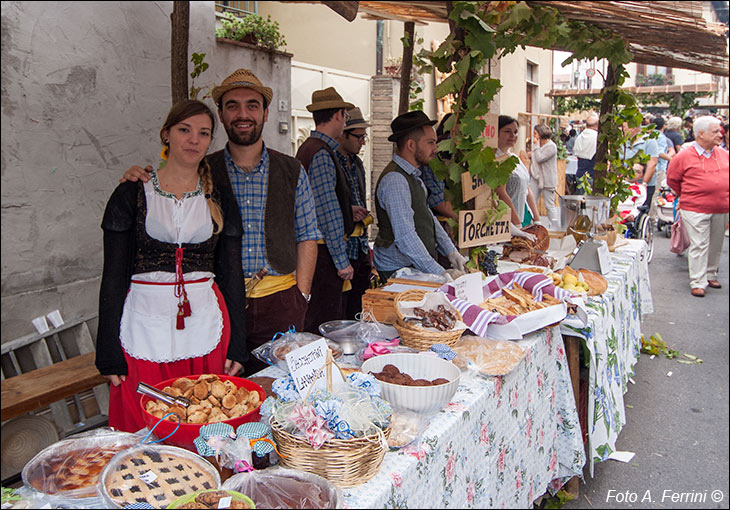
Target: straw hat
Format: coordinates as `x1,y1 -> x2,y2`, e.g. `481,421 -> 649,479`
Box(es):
211,68 -> 273,107
306,87 -> 354,112
1,415 -> 59,480
388,110 -> 437,142
345,107 -> 371,131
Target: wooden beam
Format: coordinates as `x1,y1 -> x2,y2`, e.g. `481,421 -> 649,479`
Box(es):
321,0 -> 360,22
399,21 -> 415,115
171,1 -> 189,105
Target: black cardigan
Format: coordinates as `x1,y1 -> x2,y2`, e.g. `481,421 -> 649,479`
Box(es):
95,177 -> 247,375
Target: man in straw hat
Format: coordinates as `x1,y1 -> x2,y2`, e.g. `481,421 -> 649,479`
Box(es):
373,111 -> 468,283
295,87 -> 358,332
335,106 -> 374,320
119,68 -> 321,376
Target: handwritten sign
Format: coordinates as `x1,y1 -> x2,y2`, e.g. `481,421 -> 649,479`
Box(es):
458,208 -> 511,249
285,338 -> 346,399
452,272 -> 484,304
482,113 -> 499,149
596,240 -> 613,274
459,152 -> 510,203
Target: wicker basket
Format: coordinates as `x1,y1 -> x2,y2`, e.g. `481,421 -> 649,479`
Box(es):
393,289 -> 465,351
270,420 -> 390,487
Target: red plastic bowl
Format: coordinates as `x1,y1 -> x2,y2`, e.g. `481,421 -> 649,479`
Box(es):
139,374 -> 266,450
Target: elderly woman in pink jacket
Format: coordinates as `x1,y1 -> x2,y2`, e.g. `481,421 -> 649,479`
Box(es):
529,124 -> 559,230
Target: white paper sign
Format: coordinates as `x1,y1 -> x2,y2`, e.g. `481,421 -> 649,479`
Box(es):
285,338 -> 346,399
452,272 -> 484,304
596,240 -> 613,274
47,309 -> 65,328
138,470 -> 158,484
218,496 -> 232,508
32,316 -> 50,334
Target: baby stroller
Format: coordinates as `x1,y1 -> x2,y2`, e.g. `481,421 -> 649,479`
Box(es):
655,185 -> 677,238
616,181 -> 655,263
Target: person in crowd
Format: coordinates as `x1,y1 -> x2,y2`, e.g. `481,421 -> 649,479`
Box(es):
119,69 -> 321,375
495,116 -> 540,241
683,116 -> 695,143
667,116 -> 729,297
295,87 -> 356,333
652,116 -> 675,191
722,123 -> 729,150
373,111 -> 468,283
420,112 -> 459,269
665,116 -> 685,153
572,114 -> 599,193
622,122 -> 659,215
565,128 -> 578,153
96,100 -> 247,432
528,124 -> 559,230
334,106 -> 373,320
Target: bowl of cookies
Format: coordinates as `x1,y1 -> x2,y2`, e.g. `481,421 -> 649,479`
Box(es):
140,374 -> 265,450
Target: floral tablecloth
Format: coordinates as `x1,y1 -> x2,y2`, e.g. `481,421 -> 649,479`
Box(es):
256,325 -> 585,508
560,239 -> 653,475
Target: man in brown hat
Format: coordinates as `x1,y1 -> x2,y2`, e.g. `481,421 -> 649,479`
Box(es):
295,87 -> 357,332
373,111 -> 467,282
335,107 -> 374,320
119,69 -> 321,376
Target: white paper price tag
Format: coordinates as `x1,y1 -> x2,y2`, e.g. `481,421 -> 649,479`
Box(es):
285,338 -> 346,399
218,496 -> 232,508
596,240 -> 613,274
138,470 -> 158,484
47,309 -> 65,328
32,316 -> 50,334
452,272 -> 484,304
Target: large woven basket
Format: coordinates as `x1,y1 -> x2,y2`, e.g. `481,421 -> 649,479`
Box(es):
270,419 -> 390,487
393,289 -> 465,350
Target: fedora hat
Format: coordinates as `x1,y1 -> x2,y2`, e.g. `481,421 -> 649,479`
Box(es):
388,110 -> 437,142
306,87 -> 354,112
211,68 -> 273,107
345,107 -> 371,131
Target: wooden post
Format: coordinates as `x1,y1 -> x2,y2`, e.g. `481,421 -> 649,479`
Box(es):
171,1 -> 190,105
594,63 -> 617,195
398,21 -> 415,115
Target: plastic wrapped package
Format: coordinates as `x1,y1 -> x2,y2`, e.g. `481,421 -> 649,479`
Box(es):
392,267 -> 449,283
221,467 -> 343,508
251,331 -> 343,371
167,489 -> 255,509
20,430 -> 140,508
99,444 -> 221,508
387,409 -> 430,449
451,335 -> 526,377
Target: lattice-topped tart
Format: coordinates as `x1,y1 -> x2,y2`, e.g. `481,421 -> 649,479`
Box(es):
100,445 -> 220,508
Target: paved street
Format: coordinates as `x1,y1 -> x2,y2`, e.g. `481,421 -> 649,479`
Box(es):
564,230 -> 730,509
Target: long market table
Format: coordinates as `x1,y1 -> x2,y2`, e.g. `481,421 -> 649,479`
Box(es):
254,239 -> 653,507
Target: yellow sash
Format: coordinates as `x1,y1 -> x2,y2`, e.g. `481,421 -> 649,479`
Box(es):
245,273 -> 297,299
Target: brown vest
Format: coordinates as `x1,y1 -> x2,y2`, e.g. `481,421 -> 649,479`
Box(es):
295,137 -> 355,236
208,148 -> 301,274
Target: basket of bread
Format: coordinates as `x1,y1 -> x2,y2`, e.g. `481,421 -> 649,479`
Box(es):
392,290 -> 467,350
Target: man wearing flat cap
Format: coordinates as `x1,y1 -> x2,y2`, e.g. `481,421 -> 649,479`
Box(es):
120,69 -> 321,376
373,111 -> 467,282
335,107 -> 374,319
295,87 -> 357,332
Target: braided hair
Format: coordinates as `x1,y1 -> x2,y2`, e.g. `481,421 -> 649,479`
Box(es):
160,99 -> 223,234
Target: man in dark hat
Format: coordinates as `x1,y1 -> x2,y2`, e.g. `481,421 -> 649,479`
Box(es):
335,107 -> 374,320
295,87 -> 357,332
119,68 -> 321,376
373,111 -> 468,283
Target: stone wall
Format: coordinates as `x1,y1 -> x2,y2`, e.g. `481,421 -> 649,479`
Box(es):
1,1 -> 291,342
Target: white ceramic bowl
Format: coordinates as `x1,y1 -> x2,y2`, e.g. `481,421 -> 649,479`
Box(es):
361,353 -> 460,415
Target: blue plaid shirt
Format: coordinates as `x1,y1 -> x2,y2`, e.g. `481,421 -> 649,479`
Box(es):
225,143 -> 321,277
419,164 -> 446,209
335,150 -> 370,260
306,131 -> 350,270
373,155 -> 456,275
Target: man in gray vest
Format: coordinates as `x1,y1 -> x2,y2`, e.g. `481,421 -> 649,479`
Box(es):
373,111 -> 467,282
119,68 -> 321,376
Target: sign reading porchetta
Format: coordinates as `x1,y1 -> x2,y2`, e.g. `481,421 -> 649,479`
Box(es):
458,209 -> 511,249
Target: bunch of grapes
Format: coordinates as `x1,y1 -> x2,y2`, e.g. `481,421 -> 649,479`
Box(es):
479,249 -> 499,276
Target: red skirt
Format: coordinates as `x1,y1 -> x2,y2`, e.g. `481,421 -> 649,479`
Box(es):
108,282 -> 231,433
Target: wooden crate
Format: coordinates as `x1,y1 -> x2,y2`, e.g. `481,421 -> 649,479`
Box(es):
361,278 -> 442,324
